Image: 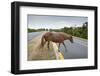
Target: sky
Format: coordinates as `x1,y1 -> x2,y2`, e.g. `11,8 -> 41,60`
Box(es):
27,14 -> 88,29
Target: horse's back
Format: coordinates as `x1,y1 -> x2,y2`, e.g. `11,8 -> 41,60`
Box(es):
51,32 -> 65,42
43,32 -> 72,43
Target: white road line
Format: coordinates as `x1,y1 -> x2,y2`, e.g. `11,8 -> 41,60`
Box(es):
52,42 -> 59,60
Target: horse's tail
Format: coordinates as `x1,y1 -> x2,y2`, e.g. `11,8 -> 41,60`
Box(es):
40,35 -> 46,48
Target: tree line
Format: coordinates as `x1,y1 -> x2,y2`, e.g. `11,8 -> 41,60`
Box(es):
28,22 -> 88,39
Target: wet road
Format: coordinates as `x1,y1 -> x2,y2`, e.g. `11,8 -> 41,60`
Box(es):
28,32 -> 88,59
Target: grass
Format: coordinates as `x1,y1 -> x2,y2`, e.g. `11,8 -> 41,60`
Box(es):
28,34 -> 56,61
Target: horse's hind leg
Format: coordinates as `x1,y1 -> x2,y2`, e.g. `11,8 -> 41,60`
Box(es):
47,41 -> 50,51
62,42 -> 67,52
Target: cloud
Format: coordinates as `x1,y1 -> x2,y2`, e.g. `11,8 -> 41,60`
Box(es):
28,15 -> 87,29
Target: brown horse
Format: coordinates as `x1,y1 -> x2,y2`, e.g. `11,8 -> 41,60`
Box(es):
40,32 -> 73,52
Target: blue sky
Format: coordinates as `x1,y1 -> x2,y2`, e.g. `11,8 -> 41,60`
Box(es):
28,15 -> 88,29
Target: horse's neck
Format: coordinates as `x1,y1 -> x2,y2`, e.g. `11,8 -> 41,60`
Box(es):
60,32 -> 70,39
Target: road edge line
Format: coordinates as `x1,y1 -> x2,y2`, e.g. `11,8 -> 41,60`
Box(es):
52,42 -> 64,60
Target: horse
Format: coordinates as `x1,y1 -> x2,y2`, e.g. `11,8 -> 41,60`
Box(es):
40,32 -> 73,52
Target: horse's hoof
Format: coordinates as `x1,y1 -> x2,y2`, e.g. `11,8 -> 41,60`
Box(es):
58,50 -> 60,52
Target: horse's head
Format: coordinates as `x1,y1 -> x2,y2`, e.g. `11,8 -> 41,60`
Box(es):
69,36 -> 74,43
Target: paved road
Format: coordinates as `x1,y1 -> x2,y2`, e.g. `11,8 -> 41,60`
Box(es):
28,32 -> 43,41
59,37 -> 87,59
28,32 -> 88,59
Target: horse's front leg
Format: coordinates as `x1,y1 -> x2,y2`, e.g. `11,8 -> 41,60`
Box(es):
62,42 -> 67,52
58,43 -> 60,52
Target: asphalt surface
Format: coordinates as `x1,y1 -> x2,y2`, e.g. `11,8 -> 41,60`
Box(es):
28,32 -> 88,59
